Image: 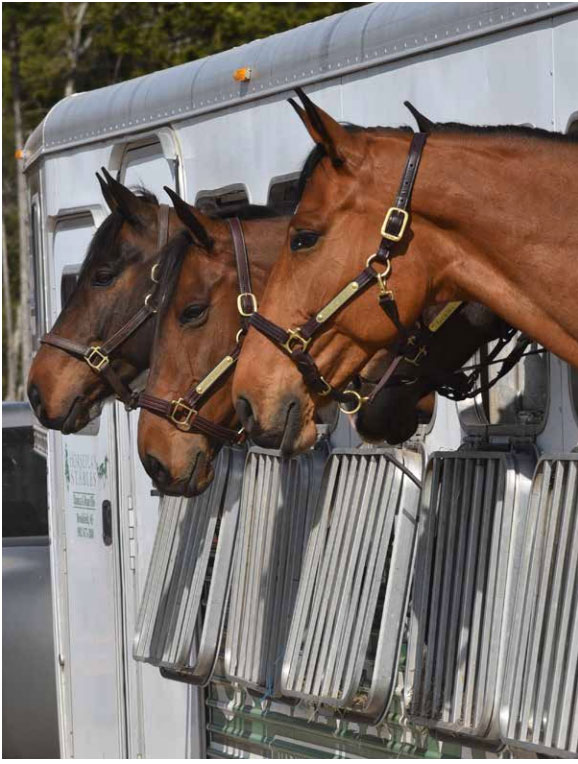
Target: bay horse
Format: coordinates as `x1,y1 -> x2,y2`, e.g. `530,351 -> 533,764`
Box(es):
136,191 -> 288,496
233,90 -> 578,454
27,171 -> 181,433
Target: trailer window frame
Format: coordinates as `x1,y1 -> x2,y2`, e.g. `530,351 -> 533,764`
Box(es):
267,173 -> 300,215
50,211 -> 101,436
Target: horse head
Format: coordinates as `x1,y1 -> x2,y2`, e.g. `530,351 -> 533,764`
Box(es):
27,171 -> 179,432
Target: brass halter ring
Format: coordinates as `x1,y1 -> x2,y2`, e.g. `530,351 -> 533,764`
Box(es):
338,389 -> 367,415
144,293 -> 157,313
150,263 -> 161,283
366,254 -> 392,297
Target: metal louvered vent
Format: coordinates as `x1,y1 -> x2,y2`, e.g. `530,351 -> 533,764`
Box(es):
406,449 -> 535,743
501,455 -> 578,758
281,448 -> 421,720
224,445 -> 327,695
133,446 -> 244,684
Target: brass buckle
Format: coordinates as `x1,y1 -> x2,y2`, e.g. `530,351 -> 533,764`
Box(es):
338,390 -> 367,415
85,346 -> 109,372
381,207 -> 409,242
237,292 -> 257,317
150,263 -> 160,283
282,328 -> 311,354
169,398 -> 197,431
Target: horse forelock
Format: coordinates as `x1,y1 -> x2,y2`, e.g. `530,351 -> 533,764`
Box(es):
156,229 -> 195,323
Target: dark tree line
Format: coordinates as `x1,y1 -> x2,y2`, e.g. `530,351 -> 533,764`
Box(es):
2,2 -> 364,398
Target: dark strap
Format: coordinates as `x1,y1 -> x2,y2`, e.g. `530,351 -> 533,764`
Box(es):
137,392 -> 244,443
375,132 -> 428,264
227,218 -> 254,332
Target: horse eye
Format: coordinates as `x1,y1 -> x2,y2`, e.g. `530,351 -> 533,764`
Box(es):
290,230 -> 320,252
92,268 -> 116,287
180,304 -> 208,325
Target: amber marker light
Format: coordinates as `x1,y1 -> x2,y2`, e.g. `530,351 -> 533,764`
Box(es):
233,67 -> 252,82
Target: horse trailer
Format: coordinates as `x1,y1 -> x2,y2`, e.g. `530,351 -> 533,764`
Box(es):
23,2 -> 578,758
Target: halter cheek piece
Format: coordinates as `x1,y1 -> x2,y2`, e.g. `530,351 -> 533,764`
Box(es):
136,218 -> 251,445
40,204 -> 172,410
249,132 -> 429,414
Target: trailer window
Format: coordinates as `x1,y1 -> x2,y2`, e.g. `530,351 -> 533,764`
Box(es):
2,425 -> 48,538
195,186 -> 249,216
268,176 -> 299,215
120,138 -> 177,200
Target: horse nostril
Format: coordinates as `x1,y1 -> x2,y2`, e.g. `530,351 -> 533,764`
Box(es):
236,396 -> 255,433
28,383 -> 43,417
144,454 -> 171,487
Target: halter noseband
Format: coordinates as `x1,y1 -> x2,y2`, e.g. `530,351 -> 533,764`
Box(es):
40,204 -> 171,410
249,132 -> 429,414
137,218 -> 251,445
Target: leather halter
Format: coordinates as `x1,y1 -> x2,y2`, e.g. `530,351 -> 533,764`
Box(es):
249,132 -> 428,414
40,204 -> 171,409
137,218 -> 250,445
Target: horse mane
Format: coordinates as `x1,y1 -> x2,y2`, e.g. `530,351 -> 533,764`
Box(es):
431,121 -> 578,143
297,118 -> 576,196
78,187 -> 159,281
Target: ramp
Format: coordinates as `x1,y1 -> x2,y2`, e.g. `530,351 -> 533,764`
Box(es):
133,446 -> 244,684
224,445 -> 327,696
281,447 -> 421,721
500,454 -> 578,758
405,449 -> 535,744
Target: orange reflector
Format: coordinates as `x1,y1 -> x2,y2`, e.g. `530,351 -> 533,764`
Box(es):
14,149 -> 24,160
233,67 -> 252,82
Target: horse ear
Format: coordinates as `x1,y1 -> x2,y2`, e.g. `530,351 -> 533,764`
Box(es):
403,101 -> 434,133
96,172 -> 118,212
164,187 -> 214,252
290,88 -> 359,167
100,167 -> 153,225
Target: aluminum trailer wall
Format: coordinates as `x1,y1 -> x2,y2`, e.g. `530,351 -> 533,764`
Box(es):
24,2 -> 578,757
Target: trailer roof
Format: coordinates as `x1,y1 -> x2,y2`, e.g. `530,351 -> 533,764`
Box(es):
24,2 -> 576,167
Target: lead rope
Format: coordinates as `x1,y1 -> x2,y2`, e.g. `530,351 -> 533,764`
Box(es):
40,204 -> 171,409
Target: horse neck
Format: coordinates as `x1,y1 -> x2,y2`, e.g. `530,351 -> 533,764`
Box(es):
384,132 -> 578,366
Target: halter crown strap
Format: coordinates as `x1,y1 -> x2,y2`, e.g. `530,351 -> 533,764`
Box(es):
136,217 -> 253,444
249,132 -> 428,414
40,203 -> 171,408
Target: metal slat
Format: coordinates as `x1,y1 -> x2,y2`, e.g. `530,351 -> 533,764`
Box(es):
406,449 -> 535,744
501,455 -> 578,758
133,446 -> 244,684
224,446 -> 326,695
281,447 -> 421,719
